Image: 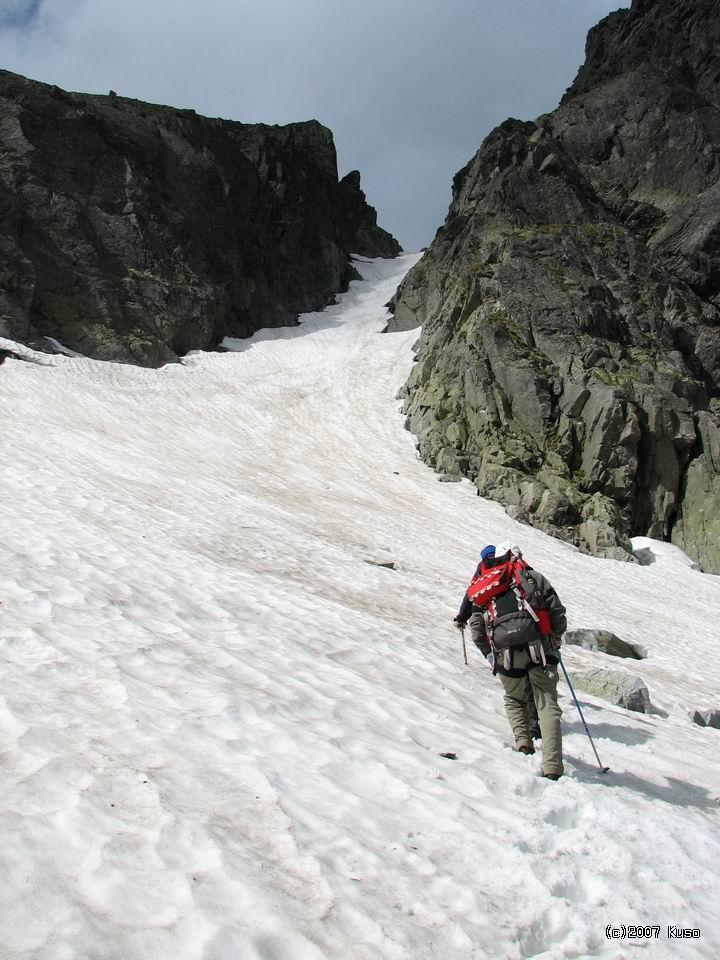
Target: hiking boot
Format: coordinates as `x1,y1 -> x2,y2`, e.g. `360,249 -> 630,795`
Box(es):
542,772 -> 562,781
517,744 -> 535,756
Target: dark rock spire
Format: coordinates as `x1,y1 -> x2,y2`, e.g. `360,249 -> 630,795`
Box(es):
388,0 -> 720,572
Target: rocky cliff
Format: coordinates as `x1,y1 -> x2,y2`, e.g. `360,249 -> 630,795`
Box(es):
0,70 -> 400,365
389,0 -> 720,573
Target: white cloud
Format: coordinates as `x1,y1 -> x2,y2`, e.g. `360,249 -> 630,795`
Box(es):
0,0 -> 43,28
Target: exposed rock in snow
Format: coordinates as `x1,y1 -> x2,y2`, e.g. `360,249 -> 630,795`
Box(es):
571,668 -> 653,713
564,628 -> 646,660
689,709 -> 720,730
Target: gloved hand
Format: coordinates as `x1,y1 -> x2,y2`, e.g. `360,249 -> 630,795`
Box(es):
485,653 -> 495,670
453,617 -> 467,630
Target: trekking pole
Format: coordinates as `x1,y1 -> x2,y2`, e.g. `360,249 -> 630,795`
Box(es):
557,652 -> 609,774
460,625 -> 468,666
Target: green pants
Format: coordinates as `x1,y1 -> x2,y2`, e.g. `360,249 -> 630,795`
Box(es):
498,651 -> 563,777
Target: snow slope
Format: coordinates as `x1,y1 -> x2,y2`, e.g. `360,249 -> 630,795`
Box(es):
2,255 -> 720,960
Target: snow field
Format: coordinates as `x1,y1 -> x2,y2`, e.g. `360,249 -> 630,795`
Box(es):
2,254 -> 720,959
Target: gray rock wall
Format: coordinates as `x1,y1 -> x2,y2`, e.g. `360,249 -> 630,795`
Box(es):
388,0 -> 720,573
0,70 -> 400,365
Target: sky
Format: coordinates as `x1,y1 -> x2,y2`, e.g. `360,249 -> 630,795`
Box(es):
0,0 -> 629,250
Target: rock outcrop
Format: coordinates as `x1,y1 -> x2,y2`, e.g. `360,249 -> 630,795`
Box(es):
388,0 -> 720,572
0,70 -> 399,365
563,629 -> 645,660
571,669 -> 653,714
689,708 -> 720,729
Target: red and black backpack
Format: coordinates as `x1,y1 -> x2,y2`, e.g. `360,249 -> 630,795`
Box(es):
466,558 -> 552,655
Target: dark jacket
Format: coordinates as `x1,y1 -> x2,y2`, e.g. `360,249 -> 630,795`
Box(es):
456,560 -> 484,624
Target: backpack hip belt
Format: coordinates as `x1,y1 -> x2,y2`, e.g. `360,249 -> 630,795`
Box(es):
521,598 -> 547,666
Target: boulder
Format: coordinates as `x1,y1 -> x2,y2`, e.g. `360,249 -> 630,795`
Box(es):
563,629 -> 645,660
569,669 -> 652,713
671,406 -> 720,573
689,709 -> 720,730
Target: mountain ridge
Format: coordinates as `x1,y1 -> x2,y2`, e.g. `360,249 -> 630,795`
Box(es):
0,68 -> 400,365
388,0 -> 720,574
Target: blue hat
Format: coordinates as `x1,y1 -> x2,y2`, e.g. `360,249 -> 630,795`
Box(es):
480,544 -> 496,561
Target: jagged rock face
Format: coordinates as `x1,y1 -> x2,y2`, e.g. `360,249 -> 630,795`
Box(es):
388,0 -> 720,572
0,70 -> 399,365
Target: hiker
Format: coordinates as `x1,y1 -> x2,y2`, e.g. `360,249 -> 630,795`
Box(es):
454,543 -> 567,780
455,545 -> 541,740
